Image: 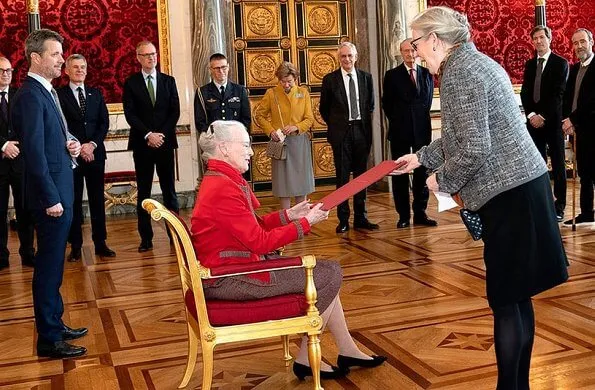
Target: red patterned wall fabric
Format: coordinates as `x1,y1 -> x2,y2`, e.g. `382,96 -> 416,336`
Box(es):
427,0 -> 595,84
0,0 -> 159,103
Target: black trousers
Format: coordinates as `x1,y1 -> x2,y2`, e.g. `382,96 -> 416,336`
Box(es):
0,158 -> 34,263
69,160 -> 106,248
390,141 -> 429,221
576,147 -> 595,216
331,122 -> 370,223
133,147 -> 179,242
528,125 -> 566,212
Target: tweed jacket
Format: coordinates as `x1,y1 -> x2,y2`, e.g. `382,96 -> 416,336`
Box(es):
417,43 -> 547,211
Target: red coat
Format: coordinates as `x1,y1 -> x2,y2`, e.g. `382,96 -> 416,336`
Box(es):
191,159 -> 311,282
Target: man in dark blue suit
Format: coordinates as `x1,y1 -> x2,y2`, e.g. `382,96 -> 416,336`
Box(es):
58,54 -> 115,262
0,56 -> 35,270
382,39 -> 436,228
123,41 -> 180,252
11,29 -> 87,358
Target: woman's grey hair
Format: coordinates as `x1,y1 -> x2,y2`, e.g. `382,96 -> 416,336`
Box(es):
275,61 -> 299,80
198,120 -> 246,161
410,6 -> 471,46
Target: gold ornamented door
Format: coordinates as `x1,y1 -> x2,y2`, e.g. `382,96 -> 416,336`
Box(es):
231,0 -> 353,191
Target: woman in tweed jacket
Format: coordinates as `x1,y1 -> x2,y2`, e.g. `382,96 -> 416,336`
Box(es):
396,7 -> 568,389
193,120 -> 386,381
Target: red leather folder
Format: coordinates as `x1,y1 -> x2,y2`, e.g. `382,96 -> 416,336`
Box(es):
318,160 -> 406,211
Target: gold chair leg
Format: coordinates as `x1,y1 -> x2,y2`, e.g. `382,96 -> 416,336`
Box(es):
307,334 -> 323,390
178,323 -> 199,388
201,343 -> 215,390
282,335 -> 292,366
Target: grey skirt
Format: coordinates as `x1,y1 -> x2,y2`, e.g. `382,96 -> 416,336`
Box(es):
272,133 -> 315,198
203,259 -> 342,313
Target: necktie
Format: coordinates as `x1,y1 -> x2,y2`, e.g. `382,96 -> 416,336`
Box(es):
220,85 -> 225,96
0,92 -> 7,123
409,68 -> 417,89
50,88 -> 78,168
147,75 -> 156,106
533,57 -> 545,103
77,87 -> 86,117
347,73 -> 359,120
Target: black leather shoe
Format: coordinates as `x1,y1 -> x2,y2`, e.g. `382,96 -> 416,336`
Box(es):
336,222 -> 349,233
397,219 -> 410,228
556,210 -> 564,222
62,324 -> 88,340
337,354 -> 387,369
37,340 -> 87,358
354,220 -> 380,230
293,362 -> 349,380
95,244 -> 116,257
0,261 -> 8,270
138,241 -> 153,252
67,248 -> 82,262
413,215 -> 438,227
564,214 -> 595,225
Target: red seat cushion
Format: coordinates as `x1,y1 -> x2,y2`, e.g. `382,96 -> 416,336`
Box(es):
104,171 -> 137,183
184,290 -> 308,326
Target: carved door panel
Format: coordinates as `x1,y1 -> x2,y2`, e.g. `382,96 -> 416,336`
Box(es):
232,0 -> 352,190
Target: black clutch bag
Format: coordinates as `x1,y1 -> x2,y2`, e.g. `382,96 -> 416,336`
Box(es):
460,208 -> 483,241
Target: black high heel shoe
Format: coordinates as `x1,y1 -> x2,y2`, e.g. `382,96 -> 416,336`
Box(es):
292,362 -> 349,380
337,354 -> 387,369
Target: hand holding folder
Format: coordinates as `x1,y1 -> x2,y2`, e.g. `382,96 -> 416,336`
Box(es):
318,160 -> 407,211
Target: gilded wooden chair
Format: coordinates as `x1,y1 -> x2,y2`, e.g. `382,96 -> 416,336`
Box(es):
142,199 -> 324,390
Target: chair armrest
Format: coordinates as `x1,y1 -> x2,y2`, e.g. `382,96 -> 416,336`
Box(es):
205,256 -> 315,279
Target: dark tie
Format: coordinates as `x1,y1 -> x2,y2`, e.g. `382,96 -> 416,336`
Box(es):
77,87 -> 86,117
0,91 -> 7,123
533,57 -> 545,103
220,85 -> 225,96
147,75 -> 156,106
409,68 -> 417,89
347,73 -> 359,120
50,88 -> 78,168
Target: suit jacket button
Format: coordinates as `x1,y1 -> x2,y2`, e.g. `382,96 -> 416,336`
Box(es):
222,103 -> 225,106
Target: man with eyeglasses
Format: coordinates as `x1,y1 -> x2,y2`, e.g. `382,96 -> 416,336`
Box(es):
194,53 -> 251,133
123,40 -> 181,252
382,38 -> 436,229
0,57 -> 35,270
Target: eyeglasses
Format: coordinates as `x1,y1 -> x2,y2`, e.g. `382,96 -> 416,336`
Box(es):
137,52 -> 157,58
410,33 -> 432,51
0,68 -> 14,75
210,65 -> 229,71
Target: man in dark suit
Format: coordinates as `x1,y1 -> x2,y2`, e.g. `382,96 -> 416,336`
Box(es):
0,57 -> 35,270
319,42 -> 378,233
57,54 -> 115,261
562,28 -> 595,225
123,40 -> 180,252
520,25 -> 569,221
11,29 -> 87,358
194,53 -> 251,132
382,39 -> 436,229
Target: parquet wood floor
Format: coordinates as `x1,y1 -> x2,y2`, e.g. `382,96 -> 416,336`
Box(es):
0,184 -> 593,389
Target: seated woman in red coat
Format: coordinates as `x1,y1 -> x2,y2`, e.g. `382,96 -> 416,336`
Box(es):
191,120 -> 386,380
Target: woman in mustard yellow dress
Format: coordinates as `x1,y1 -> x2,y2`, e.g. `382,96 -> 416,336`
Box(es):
255,62 -> 315,209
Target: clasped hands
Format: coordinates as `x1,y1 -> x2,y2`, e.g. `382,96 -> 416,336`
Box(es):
391,153 -> 439,192
270,125 -> 298,141
147,132 -> 165,148
2,141 -> 20,159
286,199 -> 329,226
561,118 -> 574,135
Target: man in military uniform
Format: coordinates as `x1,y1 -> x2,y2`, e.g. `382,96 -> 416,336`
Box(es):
194,53 -> 251,132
